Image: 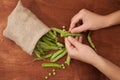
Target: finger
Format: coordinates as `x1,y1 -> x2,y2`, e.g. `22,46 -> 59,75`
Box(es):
75,36 -> 79,41
69,14 -> 79,31
67,37 -> 81,49
79,36 -> 83,43
69,19 -> 79,32
69,13 -> 82,31
65,38 -> 77,57
71,25 -> 88,33
65,38 -> 74,50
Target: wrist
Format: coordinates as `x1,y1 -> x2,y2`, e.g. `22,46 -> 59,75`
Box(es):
104,15 -> 113,27
100,15 -> 112,29
103,10 -> 120,28
90,54 -> 103,67
93,15 -> 111,30
91,54 -> 110,70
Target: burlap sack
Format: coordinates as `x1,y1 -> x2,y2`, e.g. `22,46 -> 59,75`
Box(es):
3,0 -> 50,55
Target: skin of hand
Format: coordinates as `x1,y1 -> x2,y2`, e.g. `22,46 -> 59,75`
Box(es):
65,36 -> 99,65
69,9 -> 120,33
65,36 -> 120,80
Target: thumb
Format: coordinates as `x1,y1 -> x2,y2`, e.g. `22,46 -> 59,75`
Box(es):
71,25 -> 88,33
65,38 -> 74,49
67,37 -> 82,49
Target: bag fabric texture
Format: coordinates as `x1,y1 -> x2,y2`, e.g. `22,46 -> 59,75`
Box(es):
3,0 -> 50,55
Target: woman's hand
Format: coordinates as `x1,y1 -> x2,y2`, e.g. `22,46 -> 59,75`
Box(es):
69,9 -> 109,33
65,36 -> 120,80
65,36 -> 99,65
66,9 -> 120,80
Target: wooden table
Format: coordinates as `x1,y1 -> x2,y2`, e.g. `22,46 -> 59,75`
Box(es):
0,0 -> 120,80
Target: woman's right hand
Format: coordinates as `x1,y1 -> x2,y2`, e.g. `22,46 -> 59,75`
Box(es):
69,9 -> 109,33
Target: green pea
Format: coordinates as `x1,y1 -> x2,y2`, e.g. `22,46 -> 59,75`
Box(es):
45,76 -> 48,80
53,72 -> 56,75
48,73 -> 52,76
52,69 -> 55,72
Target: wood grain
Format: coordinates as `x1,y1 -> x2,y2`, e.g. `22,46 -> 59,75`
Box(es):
0,0 -> 120,80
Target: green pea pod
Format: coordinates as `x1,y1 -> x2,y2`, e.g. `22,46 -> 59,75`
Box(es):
51,27 -> 81,37
50,48 -> 65,61
60,33 -> 81,37
87,31 -> 96,50
34,53 -> 41,58
56,42 -> 64,47
41,36 -> 56,46
33,49 -> 40,54
43,53 -> 53,59
53,29 -> 57,36
65,55 -> 71,66
47,30 -> 58,43
51,27 -> 63,33
33,52 -> 54,61
50,48 -> 67,62
42,36 -> 54,42
48,31 -> 56,39
41,63 -> 63,68
33,50 -> 44,60
37,46 -> 46,55
37,42 -> 59,51
33,50 -> 40,57
33,57 -> 43,61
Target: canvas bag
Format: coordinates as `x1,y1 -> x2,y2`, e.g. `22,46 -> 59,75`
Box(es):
3,0 -> 50,55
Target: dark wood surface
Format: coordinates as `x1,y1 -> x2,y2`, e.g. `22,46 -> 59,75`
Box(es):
0,0 -> 120,80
